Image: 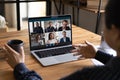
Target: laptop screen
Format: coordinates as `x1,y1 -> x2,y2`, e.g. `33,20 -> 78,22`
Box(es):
28,15 -> 72,50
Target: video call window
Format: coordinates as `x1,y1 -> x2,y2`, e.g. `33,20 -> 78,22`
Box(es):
29,18 -> 72,49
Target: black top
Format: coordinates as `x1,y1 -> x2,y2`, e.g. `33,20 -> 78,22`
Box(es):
33,26 -> 43,34
60,37 -> 70,43
61,57 -> 120,80
14,50 -> 116,80
45,26 -> 56,32
14,63 -> 42,80
58,26 -> 71,31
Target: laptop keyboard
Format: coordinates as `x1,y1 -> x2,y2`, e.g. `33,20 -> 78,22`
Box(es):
34,46 -> 75,58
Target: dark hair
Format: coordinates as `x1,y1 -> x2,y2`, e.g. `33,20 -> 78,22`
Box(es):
62,31 -> 66,34
49,21 -> 52,24
36,22 -> 39,25
62,20 -> 68,23
48,33 -> 54,40
35,34 -> 41,41
105,0 -> 120,29
36,22 -> 41,27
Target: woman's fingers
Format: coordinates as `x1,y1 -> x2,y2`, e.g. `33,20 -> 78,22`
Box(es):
72,41 -> 96,58
72,44 -> 83,48
72,44 -> 85,56
71,49 -> 79,53
85,41 -> 93,46
19,46 -> 25,57
4,44 -> 19,56
4,44 -> 25,68
72,44 -> 80,47
72,52 -> 80,56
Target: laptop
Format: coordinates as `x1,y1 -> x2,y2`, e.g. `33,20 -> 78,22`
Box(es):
28,15 -> 78,66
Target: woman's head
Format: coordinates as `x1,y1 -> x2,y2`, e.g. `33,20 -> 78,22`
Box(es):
104,0 -> 120,52
36,34 -> 41,42
105,0 -> 120,29
48,33 -> 54,40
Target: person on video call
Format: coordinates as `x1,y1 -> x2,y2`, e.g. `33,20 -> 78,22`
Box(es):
45,21 -> 56,32
47,32 -> 58,45
33,22 -> 43,34
35,34 -> 44,45
4,0 -> 120,80
31,34 -> 44,47
58,20 -> 71,31
60,31 -> 70,43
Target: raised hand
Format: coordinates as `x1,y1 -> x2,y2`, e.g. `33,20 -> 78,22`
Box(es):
72,41 -> 97,59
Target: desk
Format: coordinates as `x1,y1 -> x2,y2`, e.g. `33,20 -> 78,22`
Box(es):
0,25 -> 101,80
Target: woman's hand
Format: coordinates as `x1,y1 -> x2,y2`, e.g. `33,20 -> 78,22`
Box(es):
4,44 -> 25,69
72,41 -> 97,59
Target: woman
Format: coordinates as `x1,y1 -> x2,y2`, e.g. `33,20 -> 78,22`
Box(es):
61,0 -> 120,79
4,0 -> 120,80
31,34 -> 44,47
47,32 -> 58,45
35,34 -> 44,45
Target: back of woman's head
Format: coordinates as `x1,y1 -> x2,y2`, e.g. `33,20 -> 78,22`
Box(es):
105,0 -> 120,29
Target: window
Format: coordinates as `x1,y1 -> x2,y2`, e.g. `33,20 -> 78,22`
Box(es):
20,2 -> 46,30
0,0 -> 50,31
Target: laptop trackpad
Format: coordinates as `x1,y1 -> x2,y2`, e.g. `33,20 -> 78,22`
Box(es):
40,53 -> 78,66
55,53 -> 78,61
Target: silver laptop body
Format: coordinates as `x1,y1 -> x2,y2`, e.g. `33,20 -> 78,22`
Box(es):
28,15 -> 78,66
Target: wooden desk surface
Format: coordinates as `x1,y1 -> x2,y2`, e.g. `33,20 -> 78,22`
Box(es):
0,25 -> 101,80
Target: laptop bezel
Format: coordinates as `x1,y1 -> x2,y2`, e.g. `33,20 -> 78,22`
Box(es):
28,15 -> 73,51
